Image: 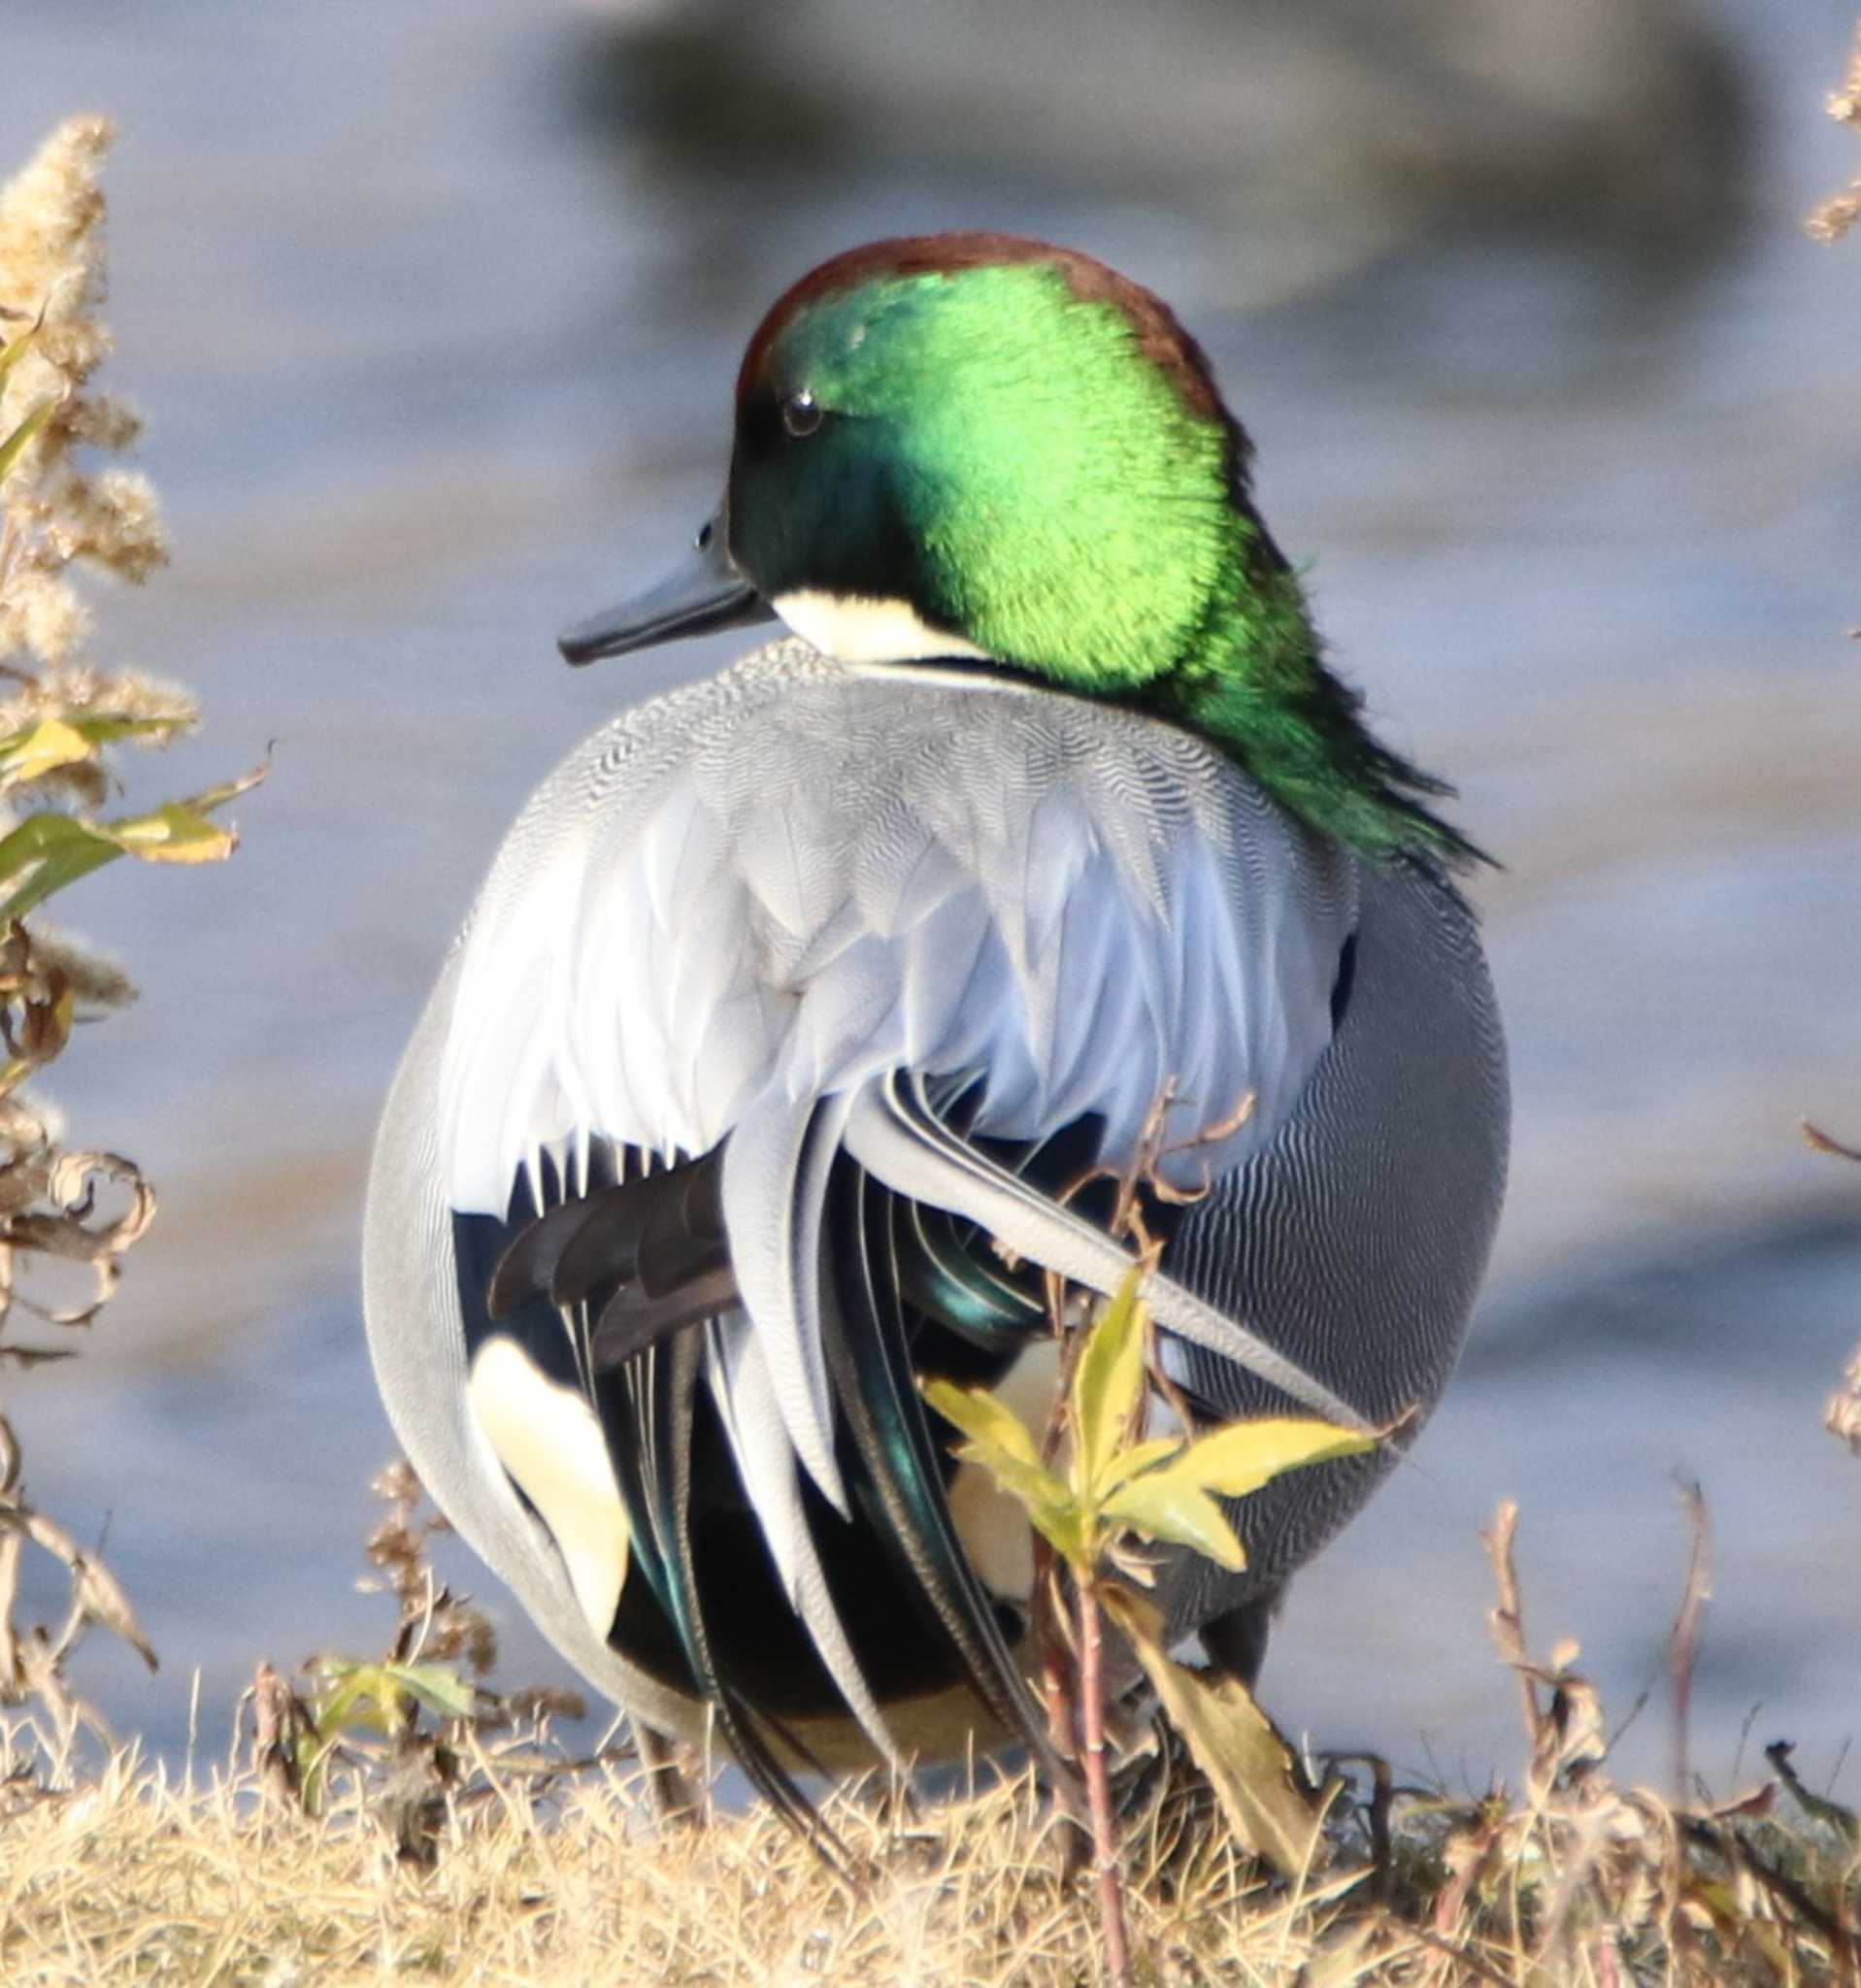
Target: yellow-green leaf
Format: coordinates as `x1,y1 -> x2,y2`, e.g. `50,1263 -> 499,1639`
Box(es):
951,1441 -> 1073,1527
184,761 -> 269,812
1100,1472 -> 1246,1570
384,1660 -> 480,1721
0,718 -> 98,786
925,1376 -> 1094,1566
108,801 -> 236,861
0,398 -> 55,485
1070,1269 -> 1148,1498
922,1375 -> 1042,1470
1155,1416 -> 1377,1504
0,714 -> 188,784
1016,1489 -> 1089,1568
0,761 -> 264,923
1096,1434 -> 1186,1495
1104,1585 -> 1326,1875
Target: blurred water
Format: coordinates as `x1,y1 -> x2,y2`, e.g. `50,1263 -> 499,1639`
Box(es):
4,1 -> 1857,1798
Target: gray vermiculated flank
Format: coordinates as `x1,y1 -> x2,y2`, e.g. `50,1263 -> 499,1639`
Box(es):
1161,853 -> 1509,1633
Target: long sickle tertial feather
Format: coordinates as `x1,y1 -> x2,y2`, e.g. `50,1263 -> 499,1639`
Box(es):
704,1315 -> 902,1769
844,1070 -> 1376,1436
642,1324 -> 845,1854
818,1157 -> 1068,1782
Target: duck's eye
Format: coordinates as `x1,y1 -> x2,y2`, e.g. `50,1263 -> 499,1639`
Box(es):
781,389 -> 824,439
695,517 -> 714,550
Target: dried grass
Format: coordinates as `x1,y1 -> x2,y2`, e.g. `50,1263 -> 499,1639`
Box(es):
1,1491 -> 1855,1987
0,1734 -> 1338,1987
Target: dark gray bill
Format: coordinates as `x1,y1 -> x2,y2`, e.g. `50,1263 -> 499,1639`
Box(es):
557,509 -> 775,665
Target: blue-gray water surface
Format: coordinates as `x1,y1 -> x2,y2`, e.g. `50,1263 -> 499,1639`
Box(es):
4,0 -> 1858,1802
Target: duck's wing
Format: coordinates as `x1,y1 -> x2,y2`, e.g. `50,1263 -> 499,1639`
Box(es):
387,640 -> 1368,1773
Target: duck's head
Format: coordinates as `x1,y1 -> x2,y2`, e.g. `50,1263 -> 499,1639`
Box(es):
562,233 -> 1483,868
562,232 -> 1254,686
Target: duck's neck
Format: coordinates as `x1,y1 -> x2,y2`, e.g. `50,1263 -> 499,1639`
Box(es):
1145,522 -> 1482,870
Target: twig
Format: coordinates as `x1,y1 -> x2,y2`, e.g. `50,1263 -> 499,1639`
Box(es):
1074,1574 -> 1131,1987
1668,1477 -> 1711,1803
1481,1502 -> 1541,1746
1766,1739 -> 1860,1845
1801,1117 -> 1861,1162
1327,1751 -> 1395,1902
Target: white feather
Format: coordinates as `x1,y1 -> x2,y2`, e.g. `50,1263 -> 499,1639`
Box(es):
718,1089 -> 850,1513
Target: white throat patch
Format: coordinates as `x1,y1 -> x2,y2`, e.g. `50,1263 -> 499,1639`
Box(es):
773,589 -> 991,667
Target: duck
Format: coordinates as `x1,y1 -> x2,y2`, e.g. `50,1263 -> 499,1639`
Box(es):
362,232 -> 1509,1821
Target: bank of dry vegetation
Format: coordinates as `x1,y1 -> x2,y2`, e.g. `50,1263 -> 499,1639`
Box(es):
2,1487 -> 1859,1986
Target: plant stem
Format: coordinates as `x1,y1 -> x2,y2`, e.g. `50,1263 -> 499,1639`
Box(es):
1075,1573 -> 1131,1986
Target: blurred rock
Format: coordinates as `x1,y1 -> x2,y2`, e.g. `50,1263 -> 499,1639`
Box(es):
571,0 -> 1745,282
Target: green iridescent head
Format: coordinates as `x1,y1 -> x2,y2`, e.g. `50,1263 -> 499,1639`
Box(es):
562,234 -> 1484,869
727,236 -> 1250,690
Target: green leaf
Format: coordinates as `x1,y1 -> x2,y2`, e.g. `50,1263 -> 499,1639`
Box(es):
0,324 -> 39,388
1104,1585 -> 1327,1876
1153,1416 -> 1377,1504
1070,1269 -> 1147,1499
0,812 -> 122,917
0,399 -> 55,486
0,760 -> 265,923
1100,1473 -> 1246,1570
382,1660 -> 480,1721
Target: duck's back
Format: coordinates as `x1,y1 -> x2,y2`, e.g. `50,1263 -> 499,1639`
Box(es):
439,638 -> 1360,1215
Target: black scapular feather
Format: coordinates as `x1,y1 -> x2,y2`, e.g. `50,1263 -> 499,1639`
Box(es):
487,1148 -> 727,1322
